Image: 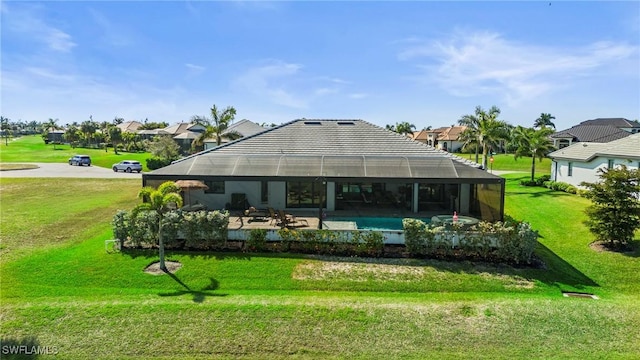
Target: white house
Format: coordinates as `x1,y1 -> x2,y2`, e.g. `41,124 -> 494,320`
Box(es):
548,133 -> 640,187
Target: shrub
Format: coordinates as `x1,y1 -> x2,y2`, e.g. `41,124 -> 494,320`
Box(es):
246,229 -> 268,252
403,218 -> 538,264
146,157 -> 172,170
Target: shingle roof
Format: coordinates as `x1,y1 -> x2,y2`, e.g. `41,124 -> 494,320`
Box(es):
550,125 -> 631,143
149,119 -> 497,181
116,121 -> 143,133
578,118 -> 640,128
549,133 -> 640,161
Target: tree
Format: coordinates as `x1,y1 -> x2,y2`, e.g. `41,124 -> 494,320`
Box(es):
80,119 -> 99,146
581,166 -> 640,249
534,113 -> 556,129
385,122 -> 416,136
106,125 -> 123,154
191,105 -> 240,151
133,182 -> 183,271
1,116 -> 10,146
458,106 -> 510,170
146,135 -> 181,161
512,126 -> 556,181
63,124 -> 82,147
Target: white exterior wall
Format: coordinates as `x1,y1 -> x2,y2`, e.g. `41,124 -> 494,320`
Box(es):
552,157 -> 640,188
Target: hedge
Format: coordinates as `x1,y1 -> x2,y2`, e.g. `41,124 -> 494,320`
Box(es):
403,218 -> 538,264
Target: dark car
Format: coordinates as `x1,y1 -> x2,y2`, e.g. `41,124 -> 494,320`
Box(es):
69,155 -> 91,166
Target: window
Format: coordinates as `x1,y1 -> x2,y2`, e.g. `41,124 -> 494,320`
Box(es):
286,181 -> 325,208
204,181 -> 225,194
261,181 -> 268,203
568,162 -> 573,176
608,159 -> 614,169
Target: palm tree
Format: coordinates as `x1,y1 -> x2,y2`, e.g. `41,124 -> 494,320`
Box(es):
133,182 -> 183,272
395,122 -> 416,136
458,106 -> 510,170
191,105 -> 240,151
385,122 -> 416,136
534,113 -> 556,129
512,126 -> 556,181
106,125 -> 123,154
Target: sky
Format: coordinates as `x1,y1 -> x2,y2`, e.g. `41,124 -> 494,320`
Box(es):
1,1 -> 639,131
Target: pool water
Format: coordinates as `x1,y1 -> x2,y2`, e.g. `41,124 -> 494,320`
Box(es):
328,216 -> 431,231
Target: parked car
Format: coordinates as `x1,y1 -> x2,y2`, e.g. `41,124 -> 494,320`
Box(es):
68,155 -> 91,166
112,160 -> 142,173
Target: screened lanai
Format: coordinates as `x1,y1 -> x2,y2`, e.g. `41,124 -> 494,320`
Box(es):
143,119 -> 505,222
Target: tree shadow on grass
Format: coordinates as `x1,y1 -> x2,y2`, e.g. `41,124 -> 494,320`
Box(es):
157,274 -> 227,303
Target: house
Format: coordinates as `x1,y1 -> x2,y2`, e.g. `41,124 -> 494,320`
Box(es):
550,118 -> 639,149
44,129 -> 65,144
203,119 -> 266,150
116,121 -> 143,133
412,126 -> 467,152
143,119 -> 504,222
548,133 -> 640,187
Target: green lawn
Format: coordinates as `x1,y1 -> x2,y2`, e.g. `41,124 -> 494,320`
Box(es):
0,135 -> 152,170
0,175 -> 638,359
459,153 -> 552,175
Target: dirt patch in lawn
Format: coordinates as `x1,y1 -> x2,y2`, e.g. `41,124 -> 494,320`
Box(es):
144,261 -> 182,275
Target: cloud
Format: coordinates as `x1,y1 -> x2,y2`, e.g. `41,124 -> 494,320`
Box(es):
349,93 -> 369,99
185,63 -> 206,77
233,60 -> 309,108
399,30 -> 638,106
2,3 -> 76,52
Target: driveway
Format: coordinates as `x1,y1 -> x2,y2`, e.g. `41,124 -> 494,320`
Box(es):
0,163 -> 144,179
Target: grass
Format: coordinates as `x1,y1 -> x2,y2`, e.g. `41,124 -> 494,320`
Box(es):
1,175 -> 639,358
459,153 -> 551,175
0,135 -> 152,170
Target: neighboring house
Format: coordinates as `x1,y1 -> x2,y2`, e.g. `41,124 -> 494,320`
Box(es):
137,128 -> 168,141
548,133 -> 640,188
203,119 -> 266,150
412,126 -> 467,152
173,131 -> 200,154
162,122 -> 206,136
45,129 -> 65,144
550,117 -> 639,149
143,119 -> 504,221
116,121 -> 143,133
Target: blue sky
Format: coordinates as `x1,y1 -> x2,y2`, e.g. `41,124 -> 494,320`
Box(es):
2,1 -> 638,131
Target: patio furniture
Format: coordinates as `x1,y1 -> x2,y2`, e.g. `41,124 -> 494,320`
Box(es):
277,210 -> 309,228
244,207 -> 268,222
268,208 -> 279,225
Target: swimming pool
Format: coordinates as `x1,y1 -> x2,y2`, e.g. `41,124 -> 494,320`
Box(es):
327,216 -> 431,231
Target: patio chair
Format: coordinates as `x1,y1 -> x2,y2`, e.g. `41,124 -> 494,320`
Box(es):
268,207 -> 279,225
277,210 -> 309,228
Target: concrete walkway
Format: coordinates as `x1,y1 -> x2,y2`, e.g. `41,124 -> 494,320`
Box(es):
0,162 -> 143,179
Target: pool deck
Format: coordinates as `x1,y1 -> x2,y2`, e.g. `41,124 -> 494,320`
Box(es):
228,209 -> 450,231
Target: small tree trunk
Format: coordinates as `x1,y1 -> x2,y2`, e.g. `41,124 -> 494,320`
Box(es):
158,219 -> 167,271
531,155 -> 536,182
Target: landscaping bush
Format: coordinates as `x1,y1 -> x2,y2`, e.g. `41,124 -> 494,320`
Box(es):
113,209 -> 229,249
146,157 -> 172,170
246,229 -> 268,252
403,218 -> 538,264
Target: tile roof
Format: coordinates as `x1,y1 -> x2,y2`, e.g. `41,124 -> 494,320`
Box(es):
578,118 -> 640,128
150,119 -> 497,180
223,119 -> 266,137
437,126 -> 467,141
549,133 -> 640,161
550,125 -> 631,143
116,121 -> 143,133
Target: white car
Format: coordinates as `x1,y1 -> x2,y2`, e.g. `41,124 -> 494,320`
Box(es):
112,160 -> 142,173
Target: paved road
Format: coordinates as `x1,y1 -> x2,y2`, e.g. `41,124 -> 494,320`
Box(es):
0,163 -> 143,179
